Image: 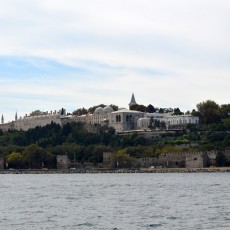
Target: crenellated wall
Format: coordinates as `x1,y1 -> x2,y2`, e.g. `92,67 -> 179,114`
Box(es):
135,151 -> 217,168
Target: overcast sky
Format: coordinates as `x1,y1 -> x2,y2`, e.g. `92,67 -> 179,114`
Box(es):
1,0 -> 230,122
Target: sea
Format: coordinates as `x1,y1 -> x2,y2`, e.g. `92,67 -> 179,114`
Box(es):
0,173 -> 230,230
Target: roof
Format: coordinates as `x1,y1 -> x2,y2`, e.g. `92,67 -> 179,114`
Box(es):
111,109 -> 143,114
129,93 -> 137,105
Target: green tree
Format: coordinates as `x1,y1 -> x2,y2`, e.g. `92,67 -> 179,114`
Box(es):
130,104 -> 146,112
7,151 -> 25,169
147,104 -> 156,113
43,151 -> 56,168
197,100 -> 221,124
72,108 -> 88,116
23,144 -> 44,169
173,108 -> 184,115
219,104 -> 230,119
110,104 -> 119,111
29,110 -> 43,116
88,104 -> 106,114
191,109 -> 201,118
216,152 -> 227,167
159,108 -> 164,113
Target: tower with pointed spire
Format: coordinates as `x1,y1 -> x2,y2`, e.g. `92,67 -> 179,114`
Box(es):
129,93 -> 137,109
1,114 -> 4,124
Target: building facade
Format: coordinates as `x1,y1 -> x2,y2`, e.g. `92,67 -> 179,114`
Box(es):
0,94 -> 199,133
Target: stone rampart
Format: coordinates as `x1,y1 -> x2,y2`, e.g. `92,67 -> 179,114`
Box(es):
133,151 -> 217,168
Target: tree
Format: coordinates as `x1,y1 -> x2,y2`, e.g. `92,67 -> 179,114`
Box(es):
110,104 -> 119,111
112,150 -> 132,168
147,104 -> 156,113
197,100 -> 220,124
191,109 -> 201,118
23,144 -> 44,169
30,110 -> 41,116
42,151 -> 56,168
88,104 -> 105,114
216,152 -> 227,167
159,108 -> 164,113
130,104 -> 139,111
130,104 -> 146,112
173,108 -> 184,115
219,104 -> 230,119
72,108 -> 88,116
7,152 -> 25,169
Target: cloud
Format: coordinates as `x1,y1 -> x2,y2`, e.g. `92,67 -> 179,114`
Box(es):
0,0 -> 230,121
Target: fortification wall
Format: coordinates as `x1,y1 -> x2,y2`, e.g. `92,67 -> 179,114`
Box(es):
0,122 -> 14,132
56,155 -> 70,169
15,115 -> 62,131
133,151 -> 217,169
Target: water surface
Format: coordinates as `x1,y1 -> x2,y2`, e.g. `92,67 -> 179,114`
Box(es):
0,173 -> 230,229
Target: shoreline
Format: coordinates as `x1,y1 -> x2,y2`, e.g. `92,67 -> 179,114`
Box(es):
1,167 -> 230,174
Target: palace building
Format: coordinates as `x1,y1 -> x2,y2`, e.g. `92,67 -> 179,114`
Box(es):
0,94 -> 199,132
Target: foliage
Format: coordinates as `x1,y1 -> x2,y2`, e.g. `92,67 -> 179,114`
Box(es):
219,104 -> 230,119
73,104 -> 119,115
197,100 -> 221,124
7,152 -> 24,169
29,110 -> 42,116
72,108 -> 88,116
130,104 -> 146,112
155,145 -> 183,155
146,104 -> 156,113
1,98 -> 230,169
173,108 -> 184,115
23,144 -> 44,169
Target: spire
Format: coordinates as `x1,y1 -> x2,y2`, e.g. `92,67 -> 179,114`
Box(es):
15,111 -> 18,121
129,93 -> 137,109
1,114 -> 4,124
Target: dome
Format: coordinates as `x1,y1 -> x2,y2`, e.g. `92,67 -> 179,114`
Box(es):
103,106 -> 113,114
138,117 -> 150,122
94,107 -> 103,114
137,117 -> 150,129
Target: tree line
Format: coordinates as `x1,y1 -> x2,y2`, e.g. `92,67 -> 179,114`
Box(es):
0,100 -> 230,169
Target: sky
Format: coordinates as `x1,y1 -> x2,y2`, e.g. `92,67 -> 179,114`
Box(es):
1,0 -> 230,122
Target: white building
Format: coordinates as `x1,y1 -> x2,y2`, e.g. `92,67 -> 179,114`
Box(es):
137,113 -> 199,130
0,94 -> 199,132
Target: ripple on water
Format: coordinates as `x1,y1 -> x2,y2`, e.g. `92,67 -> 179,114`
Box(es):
148,223 -> 163,227
0,173 -> 230,230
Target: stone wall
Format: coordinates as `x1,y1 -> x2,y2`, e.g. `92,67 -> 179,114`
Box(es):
104,151 -> 217,169
0,122 -> 14,132
0,158 -> 4,170
185,153 -> 205,168
15,115 -> 62,131
56,155 -> 70,169
103,152 -> 116,168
